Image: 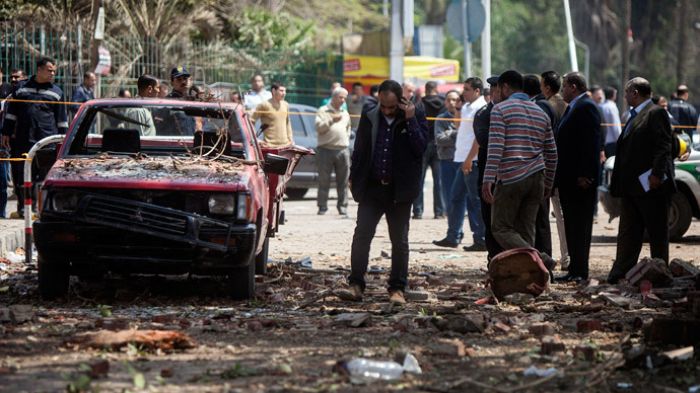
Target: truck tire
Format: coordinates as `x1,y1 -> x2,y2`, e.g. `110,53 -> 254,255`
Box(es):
38,255 -> 70,300
255,237 -> 269,275
669,192 -> 692,242
285,188 -> 308,200
229,253 -> 255,300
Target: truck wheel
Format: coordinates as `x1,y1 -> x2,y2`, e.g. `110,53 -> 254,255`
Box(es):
38,255 -> 70,300
255,237 -> 269,275
669,192 -> 692,242
229,253 -> 255,300
285,188 -> 308,200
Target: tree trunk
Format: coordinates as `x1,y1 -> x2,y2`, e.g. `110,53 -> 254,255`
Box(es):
619,0 -> 630,110
676,0 -> 688,85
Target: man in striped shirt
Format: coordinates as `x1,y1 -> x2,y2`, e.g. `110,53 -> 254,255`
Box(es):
481,70 -> 558,267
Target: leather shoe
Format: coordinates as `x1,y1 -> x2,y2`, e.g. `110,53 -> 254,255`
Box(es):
462,243 -> 487,252
317,208 -> 328,215
389,290 -> 406,304
555,274 -> 586,283
337,284 -> 363,301
433,238 -> 458,248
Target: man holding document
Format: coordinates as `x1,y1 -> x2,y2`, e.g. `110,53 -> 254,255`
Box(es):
607,77 -> 675,284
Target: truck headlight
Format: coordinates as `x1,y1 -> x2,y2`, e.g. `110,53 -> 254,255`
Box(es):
208,194 -> 234,215
236,194 -> 250,221
51,191 -> 80,212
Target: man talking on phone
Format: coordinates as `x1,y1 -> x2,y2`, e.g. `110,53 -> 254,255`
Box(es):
342,80 -> 428,305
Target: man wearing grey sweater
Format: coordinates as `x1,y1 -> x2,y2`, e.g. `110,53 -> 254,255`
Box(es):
315,87 -> 352,216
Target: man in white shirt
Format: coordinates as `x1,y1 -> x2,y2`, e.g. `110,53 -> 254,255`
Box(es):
434,77 -> 487,249
244,74 -> 272,111
600,86 -> 622,160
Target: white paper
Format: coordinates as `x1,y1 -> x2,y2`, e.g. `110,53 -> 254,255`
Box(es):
638,168 -> 666,192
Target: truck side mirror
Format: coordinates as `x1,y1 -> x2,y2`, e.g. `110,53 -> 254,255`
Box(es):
263,153 -> 289,175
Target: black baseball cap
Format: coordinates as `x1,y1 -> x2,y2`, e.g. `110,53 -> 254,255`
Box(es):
487,76 -> 499,86
170,66 -> 191,79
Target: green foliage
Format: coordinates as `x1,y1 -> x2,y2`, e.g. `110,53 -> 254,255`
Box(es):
227,8 -> 315,51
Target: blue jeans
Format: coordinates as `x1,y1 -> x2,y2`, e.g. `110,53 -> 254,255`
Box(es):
439,160 -> 458,215
445,161 -> 485,244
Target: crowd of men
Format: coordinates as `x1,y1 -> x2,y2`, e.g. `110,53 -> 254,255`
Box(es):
0,56 -> 698,306
337,70 -> 695,304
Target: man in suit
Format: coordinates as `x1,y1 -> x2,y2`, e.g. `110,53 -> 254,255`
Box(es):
607,77 -> 675,284
554,72 -> 602,282
345,80 -> 428,304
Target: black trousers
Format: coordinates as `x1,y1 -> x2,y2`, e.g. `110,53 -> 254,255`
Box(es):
413,141 -> 443,217
559,186 -> 597,278
350,182 -> 411,291
477,154 -> 502,261
608,193 -> 670,282
535,198 -> 552,257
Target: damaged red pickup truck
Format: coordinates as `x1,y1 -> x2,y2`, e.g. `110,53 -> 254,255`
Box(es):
34,99 -> 309,300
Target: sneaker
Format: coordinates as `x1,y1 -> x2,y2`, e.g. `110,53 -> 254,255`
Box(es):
317,208 -> 328,215
433,238 -> 459,248
388,290 -> 406,305
337,284 -> 363,301
462,243 -> 487,252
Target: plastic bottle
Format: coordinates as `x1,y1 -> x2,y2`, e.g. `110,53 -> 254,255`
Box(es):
341,353 -> 422,382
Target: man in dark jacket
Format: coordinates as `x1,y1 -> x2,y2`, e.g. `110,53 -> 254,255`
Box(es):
1,57 -> 67,218
472,76 -> 503,260
345,80 -> 428,305
70,71 -> 96,118
668,84 -> 697,141
607,77 -> 675,284
412,81 -> 444,219
554,72 -> 602,282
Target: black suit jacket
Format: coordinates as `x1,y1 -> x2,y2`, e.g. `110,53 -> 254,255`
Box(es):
350,106 -> 428,203
554,95 -> 602,190
610,102 -> 675,197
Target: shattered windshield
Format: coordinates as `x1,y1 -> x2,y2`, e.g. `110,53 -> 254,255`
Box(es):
65,103 -> 250,159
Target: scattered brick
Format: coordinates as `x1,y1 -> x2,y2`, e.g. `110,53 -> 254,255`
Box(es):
528,323 -> 556,337
576,319 -> 603,333
540,335 -> 566,355
429,338 -> 467,357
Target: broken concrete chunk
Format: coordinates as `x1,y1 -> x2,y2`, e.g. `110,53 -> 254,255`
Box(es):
404,289 -> 432,302
599,292 -> 637,308
625,258 -> 674,288
661,346 -> 694,361
334,313 -> 371,328
540,335 -> 566,355
503,293 -> 535,305
432,314 -> 486,334
669,259 -> 699,278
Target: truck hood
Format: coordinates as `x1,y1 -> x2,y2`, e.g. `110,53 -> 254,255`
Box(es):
44,156 -> 253,192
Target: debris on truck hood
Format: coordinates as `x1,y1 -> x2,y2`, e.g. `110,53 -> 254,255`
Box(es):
48,155 -> 251,186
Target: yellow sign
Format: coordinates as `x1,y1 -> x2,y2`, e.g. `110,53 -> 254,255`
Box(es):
343,55 -> 461,85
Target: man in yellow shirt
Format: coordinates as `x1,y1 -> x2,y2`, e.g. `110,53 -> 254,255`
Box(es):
252,82 -> 294,147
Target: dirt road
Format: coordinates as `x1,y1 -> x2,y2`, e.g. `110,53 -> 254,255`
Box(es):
1,185 -> 699,392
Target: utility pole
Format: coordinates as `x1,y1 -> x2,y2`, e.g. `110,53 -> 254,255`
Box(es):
481,0 -> 491,82
389,0 -> 404,82
677,0 -> 689,85
461,0 -> 472,78
619,0 -> 631,110
563,0 -> 578,72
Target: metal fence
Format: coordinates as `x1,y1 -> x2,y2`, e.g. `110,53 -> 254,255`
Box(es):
0,22 -> 343,107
